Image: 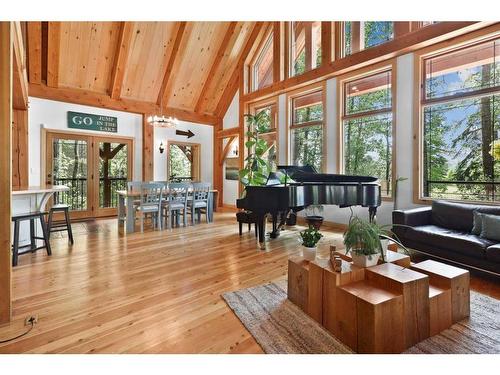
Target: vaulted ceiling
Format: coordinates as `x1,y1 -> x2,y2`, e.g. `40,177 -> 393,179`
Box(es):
25,21 -> 262,122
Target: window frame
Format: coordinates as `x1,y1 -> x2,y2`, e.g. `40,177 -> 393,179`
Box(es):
414,30 -> 500,205
287,21 -> 323,78
248,96 -> 280,166
166,140 -> 201,182
337,60 -> 397,201
286,82 -> 327,172
249,26 -> 274,93
340,21 -> 395,58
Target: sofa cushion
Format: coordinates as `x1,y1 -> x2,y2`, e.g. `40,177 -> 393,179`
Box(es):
406,225 -> 494,259
480,213 -> 500,241
486,244 -> 500,264
431,200 -> 500,232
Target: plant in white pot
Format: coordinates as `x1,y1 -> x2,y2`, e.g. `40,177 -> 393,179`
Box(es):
343,216 -> 409,267
299,226 -> 323,261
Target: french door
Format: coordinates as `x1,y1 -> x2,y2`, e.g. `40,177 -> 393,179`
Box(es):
45,130 -> 133,219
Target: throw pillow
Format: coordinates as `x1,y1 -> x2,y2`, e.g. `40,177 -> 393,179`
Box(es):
471,210 -> 484,235
480,213 -> 500,242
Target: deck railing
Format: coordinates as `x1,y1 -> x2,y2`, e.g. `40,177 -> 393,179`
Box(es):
425,180 -> 500,202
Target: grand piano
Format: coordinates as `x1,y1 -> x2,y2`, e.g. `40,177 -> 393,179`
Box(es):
236,165 -> 382,247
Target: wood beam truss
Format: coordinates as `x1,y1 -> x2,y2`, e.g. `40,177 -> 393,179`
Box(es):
110,22 -> 134,99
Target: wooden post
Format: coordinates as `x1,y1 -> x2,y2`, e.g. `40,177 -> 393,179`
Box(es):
321,22 -> 333,65
0,21 -> 13,324
213,119 -> 223,207
304,22 -> 313,71
11,109 -> 28,190
142,114 -> 154,182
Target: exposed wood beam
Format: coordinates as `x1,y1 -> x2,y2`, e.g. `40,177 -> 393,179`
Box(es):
394,22 -> 411,37
273,22 -> 284,83
321,21 -> 333,65
157,22 -> 187,105
29,83 -> 220,125
243,22 -> 494,104
27,21 -> 42,84
12,109 -> 29,190
110,22 -> 134,99
219,135 -> 237,165
214,22 -> 265,118
213,119 -> 223,207
46,21 -> 60,88
216,126 -> 240,139
142,114 -> 154,181
194,22 -> 238,114
12,21 -> 28,110
0,21 -> 12,324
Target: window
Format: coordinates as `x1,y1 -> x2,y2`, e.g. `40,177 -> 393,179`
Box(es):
341,69 -> 394,197
290,22 -> 322,77
290,88 -> 324,172
168,142 -> 201,182
250,31 -> 273,92
343,22 -> 394,56
252,101 -> 278,170
421,38 -> 500,202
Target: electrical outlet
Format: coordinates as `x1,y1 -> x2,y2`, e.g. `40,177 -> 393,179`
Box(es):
24,315 -> 38,326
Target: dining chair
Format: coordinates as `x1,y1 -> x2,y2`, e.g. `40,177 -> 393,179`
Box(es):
189,182 -> 211,225
163,182 -> 189,229
136,183 -> 163,232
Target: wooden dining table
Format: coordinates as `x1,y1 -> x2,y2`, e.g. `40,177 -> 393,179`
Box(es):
116,188 -> 218,234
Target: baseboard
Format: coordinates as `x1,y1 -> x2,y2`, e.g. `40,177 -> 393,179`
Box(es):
221,204 -> 238,212
296,216 -> 348,232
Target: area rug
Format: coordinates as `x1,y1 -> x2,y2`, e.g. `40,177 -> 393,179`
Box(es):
222,280 -> 500,354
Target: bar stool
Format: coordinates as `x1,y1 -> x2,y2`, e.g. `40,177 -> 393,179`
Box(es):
11,211 -> 52,267
47,204 -> 74,244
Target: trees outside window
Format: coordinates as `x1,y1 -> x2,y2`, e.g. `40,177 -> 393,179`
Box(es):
290,22 -> 322,77
290,89 -> 324,172
343,22 -> 393,56
421,39 -> 500,202
168,143 -> 200,182
254,102 -> 278,170
341,69 -> 394,197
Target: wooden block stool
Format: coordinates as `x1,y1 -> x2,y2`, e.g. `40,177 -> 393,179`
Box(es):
11,211 -> 52,266
411,260 -> 470,323
47,204 -> 74,244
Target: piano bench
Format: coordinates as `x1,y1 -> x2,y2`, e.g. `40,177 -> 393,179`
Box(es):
236,211 -> 258,237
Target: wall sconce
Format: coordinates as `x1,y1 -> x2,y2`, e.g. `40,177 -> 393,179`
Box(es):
159,141 -> 165,154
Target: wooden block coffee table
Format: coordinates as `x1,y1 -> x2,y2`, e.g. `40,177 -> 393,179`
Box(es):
287,248 -> 470,353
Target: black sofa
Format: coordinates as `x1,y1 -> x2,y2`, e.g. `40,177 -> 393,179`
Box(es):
393,200 -> 500,275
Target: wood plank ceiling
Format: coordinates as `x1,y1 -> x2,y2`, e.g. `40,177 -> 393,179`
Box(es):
26,21 -> 259,122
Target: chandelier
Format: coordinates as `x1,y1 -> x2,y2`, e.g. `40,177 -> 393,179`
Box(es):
148,96 -> 179,128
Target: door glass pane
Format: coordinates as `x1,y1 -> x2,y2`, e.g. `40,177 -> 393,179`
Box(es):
99,142 -> 129,209
51,138 -> 88,211
169,144 -> 194,182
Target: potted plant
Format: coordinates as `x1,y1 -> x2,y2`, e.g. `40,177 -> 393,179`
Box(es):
299,226 -> 323,261
343,216 -> 409,267
305,204 -> 324,230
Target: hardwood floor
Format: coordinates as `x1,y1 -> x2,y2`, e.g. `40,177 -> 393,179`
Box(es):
0,211 -> 498,353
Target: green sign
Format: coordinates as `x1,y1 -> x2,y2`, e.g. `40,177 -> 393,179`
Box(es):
67,111 -> 117,133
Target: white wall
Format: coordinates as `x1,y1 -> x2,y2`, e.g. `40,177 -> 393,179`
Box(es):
153,121 -> 214,185
221,92 -> 240,205
28,97 -> 143,186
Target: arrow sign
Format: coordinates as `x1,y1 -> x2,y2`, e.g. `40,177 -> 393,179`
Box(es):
176,129 -> 195,138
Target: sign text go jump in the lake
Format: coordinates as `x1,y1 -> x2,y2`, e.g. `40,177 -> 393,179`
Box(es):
67,111 -> 118,133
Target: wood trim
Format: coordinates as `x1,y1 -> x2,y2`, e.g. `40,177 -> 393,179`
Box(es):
321,22 -> 333,65
166,140 -> 201,182
13,22 -> 28,110
220,136 -> 237,165
194,22 -> 238,114
238,73 -> 245,197
12,109 -> 29,190
27,21 -> 42,85
334,22 -> 343,61
213,119 -> 223,207
272,22 -> 284,83
157,22 -> 188,105
0,21 -> 12,324
412,23 -> 500,205
242,22 -> 492,104
394,22 -> 411,38
46,21 -> 60,88
336,60 -> 397,199
216,126 -> 240,139
109,22 -> 134,99
142,114 -> 154,182
29,83 -> 219,124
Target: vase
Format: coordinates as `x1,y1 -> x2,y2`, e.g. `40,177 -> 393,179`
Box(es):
305,216 -> 323,230
302,246 -> 317,261
351,253 -> 380,267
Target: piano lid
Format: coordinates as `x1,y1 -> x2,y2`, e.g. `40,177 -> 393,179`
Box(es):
276,165 -> 379,184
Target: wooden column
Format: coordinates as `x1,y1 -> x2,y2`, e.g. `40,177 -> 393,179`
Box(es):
142,114 -> 154,182
304,22 -> 313,71
321,22 -> 333,64
213,119 -> 223,207
272,22 -> 284,83
12,109 -> 28,190
0,21 -> 13,324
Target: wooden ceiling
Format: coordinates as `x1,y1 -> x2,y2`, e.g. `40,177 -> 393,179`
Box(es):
25,21 -> 262,123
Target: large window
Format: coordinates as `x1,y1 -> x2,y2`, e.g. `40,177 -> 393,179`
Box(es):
250,31 -> 273,92
290,88 -> 324,172
421,38 -> 500,202
168,142 -> 200,182
252,100 -> 278,170
341,69 -> 394,197
343,22 -> 394,56
290,22 -> 322,77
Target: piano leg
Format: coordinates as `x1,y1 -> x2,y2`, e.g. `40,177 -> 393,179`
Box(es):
369,206 -> 377,223
257,215 -> 266,249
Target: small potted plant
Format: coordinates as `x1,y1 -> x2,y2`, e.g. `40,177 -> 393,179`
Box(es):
299,226 -> 323,261
343,216 -> 409,267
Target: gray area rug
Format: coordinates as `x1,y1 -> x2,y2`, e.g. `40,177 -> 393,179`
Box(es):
222,281 -> 500,354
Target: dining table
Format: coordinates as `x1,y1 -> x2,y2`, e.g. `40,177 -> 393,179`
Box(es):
117,188 -> 218,234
